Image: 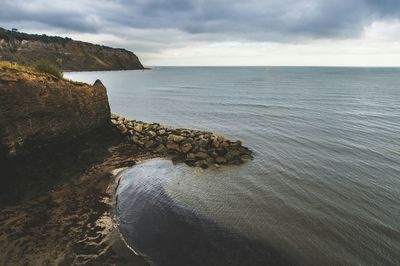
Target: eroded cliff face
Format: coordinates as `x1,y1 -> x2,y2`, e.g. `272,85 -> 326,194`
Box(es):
0,65 -> 112,158
0,27 -> 144,71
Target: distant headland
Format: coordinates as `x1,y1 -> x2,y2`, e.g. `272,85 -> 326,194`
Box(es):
0,27 -> 144,71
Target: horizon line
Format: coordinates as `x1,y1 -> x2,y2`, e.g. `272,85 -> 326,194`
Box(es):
147,65 -> 400,68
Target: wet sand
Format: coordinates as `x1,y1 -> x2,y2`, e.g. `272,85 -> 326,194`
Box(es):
0,141 -> 152,265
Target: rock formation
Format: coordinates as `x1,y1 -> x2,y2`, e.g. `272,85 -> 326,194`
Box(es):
111,114 -> 253,169
0,63 -> 111,158
0,27 -> 144,71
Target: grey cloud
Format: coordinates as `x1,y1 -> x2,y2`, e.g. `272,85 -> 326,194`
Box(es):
1,0 -> 400,43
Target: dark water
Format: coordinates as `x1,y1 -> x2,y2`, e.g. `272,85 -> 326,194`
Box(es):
66,67 -> 400,265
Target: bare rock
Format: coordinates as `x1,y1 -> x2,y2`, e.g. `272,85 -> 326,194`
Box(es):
0,68 -> 111,158
215,156 -> 227,164
117,124 -> 128,134
166,142 -> 180,152
134,124 -> 143,133
181,143 -> 192,153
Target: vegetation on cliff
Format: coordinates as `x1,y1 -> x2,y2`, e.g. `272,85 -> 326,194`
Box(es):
34,59 -> 63,79
0,27 -> 144,71
0,60 -> 63,78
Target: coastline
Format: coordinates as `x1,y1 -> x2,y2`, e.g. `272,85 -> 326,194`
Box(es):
0,114 -> 253,264
0,62 -> 253,264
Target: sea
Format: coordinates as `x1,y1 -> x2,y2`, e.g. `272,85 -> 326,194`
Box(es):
66,67 -> 400,265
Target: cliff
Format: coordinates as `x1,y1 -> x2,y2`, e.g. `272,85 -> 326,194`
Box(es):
0,27 -> 144,71
0,63 -> 112,158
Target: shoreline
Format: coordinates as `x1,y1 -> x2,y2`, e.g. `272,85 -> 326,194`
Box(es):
0,114 -> 253,264
0,140 -> 154,265
108,165 -> 150,264
106,166 -> 150,265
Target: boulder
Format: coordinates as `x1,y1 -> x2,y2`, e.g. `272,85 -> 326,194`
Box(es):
155,144 -> 167,153
181,143 -> 192,153
192,151 -> 208,159
195,160 -> 209,169
166,142 -> 180,152
173,135 -> 185,143
117,124 -> 128,134
215,156 -> 227,164
134,124 -> 143,133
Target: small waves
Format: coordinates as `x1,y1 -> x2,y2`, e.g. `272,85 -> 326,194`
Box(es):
67,67 -> 400,265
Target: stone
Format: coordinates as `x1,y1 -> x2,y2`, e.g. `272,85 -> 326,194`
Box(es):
134,124 -> 143,132
148,131 -> 157,138
167,134 -> 175,142
220,141 -> 230,149
117,124 -> 128,134
195,160 -> 209,169
181,143 -> 192,153
199,138 -> 209,148
186,153 -> 195,160
216,148 -> 227,155
217,135 -> 226,142
212,139 -> 220,148
192,151 -> 208,159
166,142 -> 180,152
145,140 -> 155,149
155,144 -> 167,153
225,150 -> 241,161
158,129 -> 166,135
184,137 -> 194,143
173,135 -> 185,143
131,136 -> 139,143
231,140 -> 242,147
215,156 -> 227,164
241,154 -> 252,161
206,157 -> 215,164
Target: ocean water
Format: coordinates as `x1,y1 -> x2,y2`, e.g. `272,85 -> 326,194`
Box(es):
66,67 -> 400,265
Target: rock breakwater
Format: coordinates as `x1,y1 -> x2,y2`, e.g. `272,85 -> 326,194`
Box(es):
111,114 -> 253,169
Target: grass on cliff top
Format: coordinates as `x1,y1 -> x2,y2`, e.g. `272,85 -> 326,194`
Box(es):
34,60 -> 63,79
0,60 -> 64,79
0,61 -> 34,72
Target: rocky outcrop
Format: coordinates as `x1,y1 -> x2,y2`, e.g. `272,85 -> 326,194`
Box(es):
0,27 -> 144,71
0,64 -> 111,158
111,114 -> 253,168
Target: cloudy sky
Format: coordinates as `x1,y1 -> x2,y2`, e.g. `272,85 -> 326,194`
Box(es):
1,0 -> 400,66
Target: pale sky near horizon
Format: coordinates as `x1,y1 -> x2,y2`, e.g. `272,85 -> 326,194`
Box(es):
1,0 -> 400,67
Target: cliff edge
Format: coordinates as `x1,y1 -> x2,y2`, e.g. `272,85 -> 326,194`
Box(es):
0,63 -> 111,158
0,27 -> 144,71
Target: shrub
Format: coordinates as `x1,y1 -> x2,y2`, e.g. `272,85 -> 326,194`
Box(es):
34,60 -> 63,79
